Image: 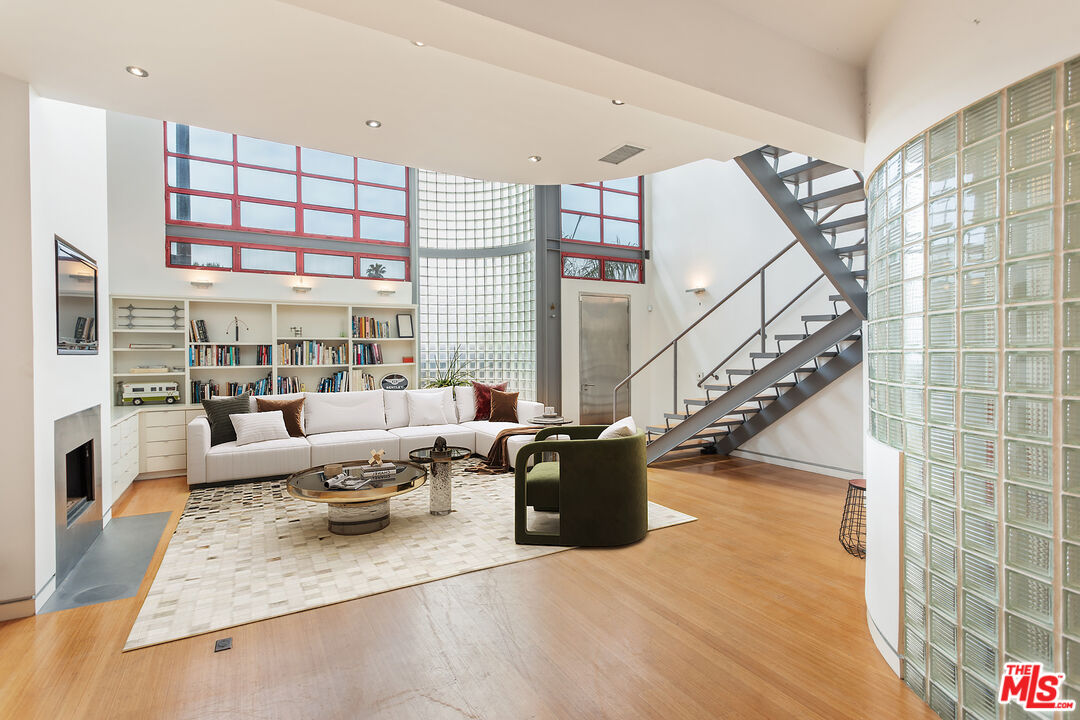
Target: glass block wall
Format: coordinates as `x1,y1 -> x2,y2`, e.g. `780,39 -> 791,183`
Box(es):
867,55 -> 1080,720
416,171 -> 537,398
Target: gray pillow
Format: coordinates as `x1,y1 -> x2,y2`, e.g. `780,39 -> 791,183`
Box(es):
202,392 -> 253,446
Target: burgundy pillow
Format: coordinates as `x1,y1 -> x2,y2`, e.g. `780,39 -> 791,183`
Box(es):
489,389 -> 519,423
472,381 -> 508,420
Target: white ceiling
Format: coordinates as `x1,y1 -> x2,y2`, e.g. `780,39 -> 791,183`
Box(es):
0,0 -> 899,183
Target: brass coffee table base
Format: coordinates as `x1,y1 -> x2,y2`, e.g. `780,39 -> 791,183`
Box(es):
327,500 -> 390,535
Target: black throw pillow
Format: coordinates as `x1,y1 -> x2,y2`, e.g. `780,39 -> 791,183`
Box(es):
203,392 -> 253,446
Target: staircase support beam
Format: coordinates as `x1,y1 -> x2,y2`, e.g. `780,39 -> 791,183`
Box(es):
645,310 -> 862,464
736,150 -> 867,319
712,339 -> 863,454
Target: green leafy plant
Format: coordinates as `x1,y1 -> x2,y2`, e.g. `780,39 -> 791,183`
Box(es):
364,262 -> 387,279
424,345 -> 472,388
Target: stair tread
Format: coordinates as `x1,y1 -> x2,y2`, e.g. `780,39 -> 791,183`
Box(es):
750,352 -> 781,358
774,334 -> 808,341
799,182 -> 865,210
726,368 -> 754,375
778,159 -> 846,184
819,214 -> 868,233
829,294 -> 845,302
852,268 -> 868,278
834,242 -> 867,255
802,314 -> 838,322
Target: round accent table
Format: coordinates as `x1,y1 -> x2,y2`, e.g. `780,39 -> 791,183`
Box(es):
528,415 -> 572,427
409,445 -> 471,516
286,461 -> 427,535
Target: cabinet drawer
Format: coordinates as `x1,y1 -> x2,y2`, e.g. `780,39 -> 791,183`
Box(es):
144,454 -> 185,473
145,425 -> 185,442
141,410 -> 186,428
186,410 -> 206,423
144,439 -> 186,457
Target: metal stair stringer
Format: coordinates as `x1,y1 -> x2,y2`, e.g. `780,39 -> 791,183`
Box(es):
712,337 -> 863,455
645,310 -> 862,464
735,149 -> 867,320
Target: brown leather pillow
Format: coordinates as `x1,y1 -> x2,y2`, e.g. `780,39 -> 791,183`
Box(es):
255,395 -> 306,437
488,389 -> 518,423
472,381 -> 507,420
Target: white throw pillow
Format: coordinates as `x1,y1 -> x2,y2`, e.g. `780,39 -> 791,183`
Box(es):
304,390 -> 387,434
230,410 -> 290,446
407,391 -> 448,426
406,387 -> 456,423
598,416 -> 637,439
382,389 -> 409,428
454,385 -> 477,423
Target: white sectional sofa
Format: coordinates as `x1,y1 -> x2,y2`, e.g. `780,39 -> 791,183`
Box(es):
186,387 -> 544,486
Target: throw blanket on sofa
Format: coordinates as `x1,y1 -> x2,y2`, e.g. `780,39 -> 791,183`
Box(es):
469,426 -> 543,473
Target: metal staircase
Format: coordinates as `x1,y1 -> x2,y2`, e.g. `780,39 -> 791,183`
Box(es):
618,146 -> 870,464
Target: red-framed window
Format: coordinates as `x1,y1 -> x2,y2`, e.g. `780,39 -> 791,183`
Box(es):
167,236 -> 409,281
560,176 -> 643,248
164,122 -> 409,246
560,253 -> 642,283
559,176 -> 644,282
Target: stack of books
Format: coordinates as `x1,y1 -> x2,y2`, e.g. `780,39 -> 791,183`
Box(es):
352,316 -> 391,338
360,463 -> 397,484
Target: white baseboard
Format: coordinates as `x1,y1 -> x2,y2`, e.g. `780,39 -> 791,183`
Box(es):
729,449 -> 862,480
0,596 -> 35,621
867,607 -> 902,677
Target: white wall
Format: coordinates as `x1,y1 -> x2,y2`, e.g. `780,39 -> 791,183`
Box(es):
865,0 -> 1080,172
642,158 -> 863,474
106,111 -> 413,306
0,74 -> 38,620
29,95 -> 112,609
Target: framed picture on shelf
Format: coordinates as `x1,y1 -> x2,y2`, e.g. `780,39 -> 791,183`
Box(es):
396,313 -> 414,338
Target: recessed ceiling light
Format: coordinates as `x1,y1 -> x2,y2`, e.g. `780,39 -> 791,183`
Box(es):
528,155 -> 542,163
611,99 -> 625,106
412,40 -> 426,47
125,65 -> 149,78
365,120 -> 382,128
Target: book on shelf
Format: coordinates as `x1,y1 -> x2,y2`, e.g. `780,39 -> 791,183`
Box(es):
191,374 -> 272,402
351,316 -> 392,339
315,369 -> 349,393
353,371 -> 377,391
353,343 -> 383,365
73,316 -> 87,342
189,319 -> 210,343
129,365 -> 170,374
188,344 -> 271,367
278,340 -> 347,366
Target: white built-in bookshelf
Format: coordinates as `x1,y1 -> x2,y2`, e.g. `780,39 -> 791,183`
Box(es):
110,296 -> 418,407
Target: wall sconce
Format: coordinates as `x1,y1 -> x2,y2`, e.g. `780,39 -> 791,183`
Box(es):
190,280 -> 213,289
685,287 -> 707,296
375,283 -> 397,297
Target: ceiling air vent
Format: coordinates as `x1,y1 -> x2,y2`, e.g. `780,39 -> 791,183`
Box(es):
598,144 -> 644,165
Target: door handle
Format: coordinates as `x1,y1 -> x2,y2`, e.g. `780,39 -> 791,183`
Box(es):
581,383 -> 596,390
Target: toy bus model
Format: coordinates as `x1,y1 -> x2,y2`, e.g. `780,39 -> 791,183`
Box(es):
120,381 -> 180,406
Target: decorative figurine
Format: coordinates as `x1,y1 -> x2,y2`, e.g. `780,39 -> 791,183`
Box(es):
226,315 -> 249,341
369,448 -> 386,465
291,326 -> 304,338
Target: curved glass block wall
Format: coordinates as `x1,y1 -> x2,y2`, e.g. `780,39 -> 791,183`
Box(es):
867,55 -> 1080,719
416,171 -> 536,397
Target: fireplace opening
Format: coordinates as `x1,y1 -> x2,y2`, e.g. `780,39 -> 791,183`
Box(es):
66,440 -> 95,526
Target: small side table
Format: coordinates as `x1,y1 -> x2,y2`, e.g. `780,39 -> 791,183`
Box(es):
409,445 -> 471,516
839,478 -> 867,559
528,416 -> 573,463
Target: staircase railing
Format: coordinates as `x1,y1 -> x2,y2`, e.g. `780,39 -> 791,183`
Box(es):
612,238 -> 823,417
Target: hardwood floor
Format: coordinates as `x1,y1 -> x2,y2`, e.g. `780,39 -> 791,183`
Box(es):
0,456 -> 933,720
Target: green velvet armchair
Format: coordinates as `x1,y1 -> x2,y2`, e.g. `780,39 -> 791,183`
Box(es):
514,426 -> 648,547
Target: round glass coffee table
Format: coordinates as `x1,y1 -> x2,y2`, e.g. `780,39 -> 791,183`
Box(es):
286,460 -> 426,535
